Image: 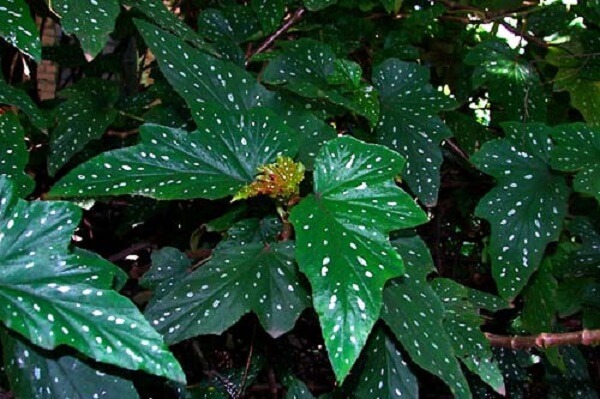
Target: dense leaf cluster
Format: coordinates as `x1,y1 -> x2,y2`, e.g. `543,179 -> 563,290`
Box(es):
1,0 -> 599,398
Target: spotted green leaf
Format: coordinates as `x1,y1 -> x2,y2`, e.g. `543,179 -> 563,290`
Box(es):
351,327 -> 418,399
1,330 -> 140,399
52,0 -> 120,59
554,69 -> 600,127
251,0 -> 286,34
0,0 -> 41,60
135,19 -> 272,114
551,123 -> 600,201
0,79 -> 48,129
0,176 -> 185,383
521,258 -> 557,333
373,59 -> 456,206
303,0 -> 337,11
465,40 -> 547,123
563,217 -> 600,278
0,113 -> 33,197
123,0 -> 211,51
50,108 -> 298,200
140,247 -> 192,307
472,122 -> 569,299
145,219 -> 311,344
49,78 -> 119,175
431,278 -> 506,394
290,136 -> 428,382
381,232 -> 470,398
263,39 -> 379,126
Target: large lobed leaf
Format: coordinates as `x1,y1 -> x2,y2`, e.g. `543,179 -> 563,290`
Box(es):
1,330 -> 140,399
0,113 -> 34,198
551,123 -> 600,202
135,19 -> 272,114
373,58 -> 456,206
0,176 -> 185,383
50,108 -> 298,200
145,219 -> 311,343
290,136 -> 428,382
472,122 -> 569,299
381,232 -> 471,399
51,0 -> 120,59
0,0 -> 41,60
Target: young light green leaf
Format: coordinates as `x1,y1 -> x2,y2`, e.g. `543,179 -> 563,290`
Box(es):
373,59 -> 456,206
50,108 -> 298,200
381,232 -> 471,399
0,0 -> 41,60
380,0 -> 403,14
49,78 -> 119,174
145,220 -> 311,344
0,176 -> 185,383
0,113 -> 34,197
135,19 -> 273,114
431,278 -> 506,395
290,136 -> 428,382
51,0 -> 120,59
1,330 -> 140,399
465,40 -> 547,123
0,79 -> 48,129
351,327 -> 418,399
551,123 -> 600,201
472,122 -> 569,299
251,0 -> 286,34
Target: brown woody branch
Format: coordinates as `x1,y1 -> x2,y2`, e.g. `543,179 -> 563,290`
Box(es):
486,329 -> 600,350
246,8 -> 306,63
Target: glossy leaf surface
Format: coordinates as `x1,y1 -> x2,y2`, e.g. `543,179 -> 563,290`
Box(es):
0,0 -> 40,60
145,219 -> 311,343
0,113 -> 33,197
0,79 -> 48,129
472,122 -> 569,299
374,59 -> 456,206
290,136 -> 427,382
50,108 -> 297,200
0,176 -> 185,383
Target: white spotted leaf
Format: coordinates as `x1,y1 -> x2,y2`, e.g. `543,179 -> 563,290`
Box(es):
251,0 -> 286,34
49,108 -> 298,200
0,113 -> 34,198
0,79 -> 49,129
551,123 -> 600,202
1,330 -> 140,399
381,233 -> 471,399
289,136 -> 428,382
135,19 -> 273,114
431,278 -> 507,395
49,78 -> 119,175
263,39 -> 379,126
472,122 -> 569,299
0,176 -> 186,383
373,59 -> 456,206
51,0 -> 120,59
0,0 -> 41,60
349,326 -> 418,399
140,247 -> 192,307
144,219 -> 311,344
465,40 -> 547,123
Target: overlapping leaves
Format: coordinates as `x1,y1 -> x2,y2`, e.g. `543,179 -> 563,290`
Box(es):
373,58 -> 456,206
0,176 -> 185,382
145,219 -> 311,344
290,136 -> 428,382
50,108 -> 298,200
381,232 -> 471,399
0,0 -> 41,60
0,79 -> 48,129
472,122 -> 569,299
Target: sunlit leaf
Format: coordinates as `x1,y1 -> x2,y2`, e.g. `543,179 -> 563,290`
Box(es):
290,136 -> 427,382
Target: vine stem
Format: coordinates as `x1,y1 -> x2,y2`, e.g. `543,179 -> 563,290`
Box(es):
246,8 -> 306,63
486,329 -> 600,349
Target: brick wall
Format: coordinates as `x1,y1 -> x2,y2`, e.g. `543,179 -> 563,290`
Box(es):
36,17 -> 60,101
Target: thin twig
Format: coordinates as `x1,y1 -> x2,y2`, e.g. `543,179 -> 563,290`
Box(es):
236,325 -> 256,398
486,329 -> 600,349
246,8 -> 306,63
